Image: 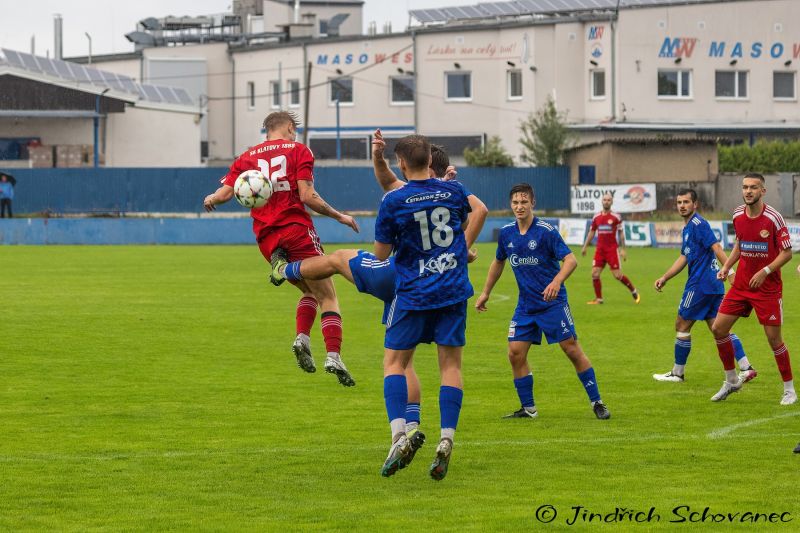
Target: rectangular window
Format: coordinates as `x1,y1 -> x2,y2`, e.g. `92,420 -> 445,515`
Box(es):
270,80 -> 281,108
288,79 -> 300,107
445,71 -> 472,101
591,69 -> 606,99
507,69 -> 522,100
329,77 -> 353,104
715,70 -> 748,99
390,76 -> 414,104
774,71 -> 796,100
247,81 -> 255,109
658,69 -> 692,98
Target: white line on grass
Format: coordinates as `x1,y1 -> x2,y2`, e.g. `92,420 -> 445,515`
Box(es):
490,293 -> 510,303
707,411 -> 800,440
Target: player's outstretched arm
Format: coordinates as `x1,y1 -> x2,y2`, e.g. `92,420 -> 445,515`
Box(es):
655,255 -> 687,291
465,194 -> 488,250
203,185 -> 234,211
581,228 -> 596,256
475,258 -> 506,312
297,180 -> 360,233
372,129 -> 404,193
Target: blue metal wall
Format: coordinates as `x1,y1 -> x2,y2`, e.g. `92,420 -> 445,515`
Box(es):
4,166 -> 570,214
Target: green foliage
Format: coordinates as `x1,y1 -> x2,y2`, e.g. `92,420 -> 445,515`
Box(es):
2,245 -> 798,529
519,95 -> 575,166
463,136 -> 515,167
718,140 -> 800,173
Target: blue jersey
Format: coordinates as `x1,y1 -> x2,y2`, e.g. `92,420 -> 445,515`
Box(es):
682,213 -> 724,295
496,218 -> 573,314
375,178 -> 473,310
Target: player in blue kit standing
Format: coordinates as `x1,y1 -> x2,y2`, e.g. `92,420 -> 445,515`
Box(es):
373,134 -> 473,480
652,188 -> 755,383
475,183 -> 611,420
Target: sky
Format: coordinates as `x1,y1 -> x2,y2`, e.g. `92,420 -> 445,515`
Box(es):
0,0 -> 471,58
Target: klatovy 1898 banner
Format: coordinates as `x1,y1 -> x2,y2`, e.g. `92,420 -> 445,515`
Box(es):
571,184 -> 657,214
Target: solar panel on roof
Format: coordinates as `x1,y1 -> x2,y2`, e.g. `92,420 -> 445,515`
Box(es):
175,89 -> 194,106
37,57 -> 59,78
141,85 -> 162,102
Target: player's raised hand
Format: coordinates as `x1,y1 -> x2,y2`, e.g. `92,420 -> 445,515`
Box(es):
339,214 -> 360,233
654,276 -> 666,291
467,248 -> 478,263
372,129 -> 386,159
542,280 -> 561,302
203,194 -> 217,212
474,292 -> 490,312
443,166 -> 458,181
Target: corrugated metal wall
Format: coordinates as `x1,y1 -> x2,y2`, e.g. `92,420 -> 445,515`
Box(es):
5,166 -> 570,214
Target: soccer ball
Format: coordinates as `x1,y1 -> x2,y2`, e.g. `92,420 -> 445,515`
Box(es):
234,170 -> 273,209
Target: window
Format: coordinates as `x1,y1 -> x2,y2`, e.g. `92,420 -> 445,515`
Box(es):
715,71 -> 748,99
247,81 -> 255,109
390,76 -> 414,104
445,71 -> 472,101
270,80 -> 281,108
507,69 -> 522,100
774,71 -> 796,100
658,69 -> 692,98
329,77 -> 353,104
591,69 -> 606,99
288,79 -> 300,107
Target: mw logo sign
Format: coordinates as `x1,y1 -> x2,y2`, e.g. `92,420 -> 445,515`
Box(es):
658,37 -> 698,58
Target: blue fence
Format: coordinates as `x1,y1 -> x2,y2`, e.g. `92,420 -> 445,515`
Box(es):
3,166 -> 570,214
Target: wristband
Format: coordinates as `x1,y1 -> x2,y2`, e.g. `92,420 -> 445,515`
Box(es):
763,266 -> 772,275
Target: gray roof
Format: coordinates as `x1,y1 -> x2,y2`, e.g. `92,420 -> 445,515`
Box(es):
0,48 -> 194,109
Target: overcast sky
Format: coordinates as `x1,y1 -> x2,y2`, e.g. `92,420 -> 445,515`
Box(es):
0,0 -> 470,58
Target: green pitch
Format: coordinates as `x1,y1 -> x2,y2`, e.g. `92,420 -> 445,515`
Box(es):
1,244 -> 798,530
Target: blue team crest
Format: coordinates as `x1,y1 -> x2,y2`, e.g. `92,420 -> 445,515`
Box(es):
528,240 -> 538,250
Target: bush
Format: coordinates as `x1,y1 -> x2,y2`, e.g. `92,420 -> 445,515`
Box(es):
463,136 -> 514,167
718,141 -> 800,173
519,96 -> 575,166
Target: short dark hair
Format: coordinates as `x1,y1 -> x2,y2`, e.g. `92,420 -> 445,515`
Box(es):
430,144 -> 449,178
263,111 -> 299,132
509,183 -> 535,200
677,188 -> 698,202
744,172 -> 765,184
394,134 -> 431,172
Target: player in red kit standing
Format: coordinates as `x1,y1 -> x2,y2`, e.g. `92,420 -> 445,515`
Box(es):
581,193 -> 640,304
203,111 -> 360,386
710,173 -> 796,404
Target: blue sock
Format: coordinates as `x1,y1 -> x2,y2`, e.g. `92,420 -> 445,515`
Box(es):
513,374 -> 535,408
384,375 -> 408,422
675,338 -> 691,366
731,333 -> 746,363
405,402 -> 421,425
439,386 -> 463,431
577,367 -> 601,403
284,261 -> 304,281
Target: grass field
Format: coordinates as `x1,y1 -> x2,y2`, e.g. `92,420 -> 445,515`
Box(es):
2,244 -> 799,531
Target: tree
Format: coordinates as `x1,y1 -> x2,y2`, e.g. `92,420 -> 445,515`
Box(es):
519,96 -> 574,166
463,136 -> 515,167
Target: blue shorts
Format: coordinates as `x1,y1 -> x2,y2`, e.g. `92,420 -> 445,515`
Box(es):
678,290 -> 723,321
508,303 -> 577,345
349,250 -> 396,324
384,300 -> 467,350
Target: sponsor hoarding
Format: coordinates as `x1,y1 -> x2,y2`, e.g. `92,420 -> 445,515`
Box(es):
571,184 -> 657,214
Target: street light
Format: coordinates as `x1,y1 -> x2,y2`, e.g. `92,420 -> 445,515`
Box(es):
85,32 -> 92,65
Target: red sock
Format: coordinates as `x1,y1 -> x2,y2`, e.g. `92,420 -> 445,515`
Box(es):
620,275 -> 636,292
592,279 -> 602,299
774,344 -> 793,382
715,335 -> 736,371
321,311 -> 343,354
296,296 -> 318,336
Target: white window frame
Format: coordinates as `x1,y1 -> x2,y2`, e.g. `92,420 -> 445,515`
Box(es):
328,77 -> 354,106
715,70 -> 749,100
590,69 -> 606,100
247,81 -> 255,110
389,76 -> 415,106
445,71 -> 472,102
773,71 -> 797,101
287,79 -> 301,107
270,80 -> 281,109
507,69 -> 523,101
657,69 -> 693,100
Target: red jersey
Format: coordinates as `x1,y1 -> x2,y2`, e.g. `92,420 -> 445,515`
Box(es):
732,203 -> 792,296
222,139 -> 315,237
591,211 -> 622,249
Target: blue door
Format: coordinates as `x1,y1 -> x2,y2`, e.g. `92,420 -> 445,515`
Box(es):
578,165 -> 596,184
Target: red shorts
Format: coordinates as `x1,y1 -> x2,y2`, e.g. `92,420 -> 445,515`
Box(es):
718,287 -> 783,326
257,223 -> 324,263
593,247 -> 620,270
